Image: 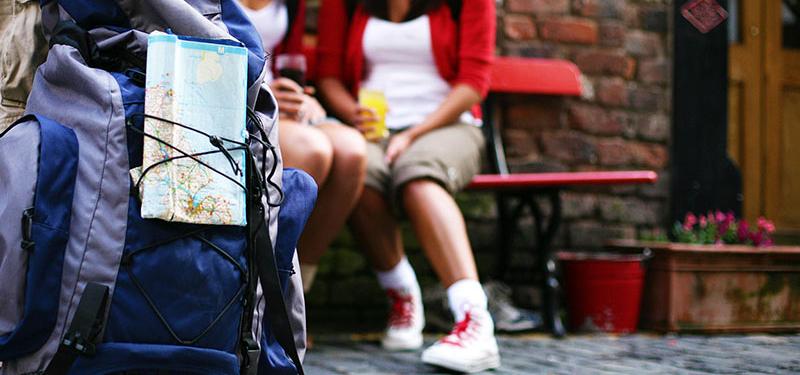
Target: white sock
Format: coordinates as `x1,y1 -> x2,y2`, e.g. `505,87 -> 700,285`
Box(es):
447,279 -> 488,322
300,263 -> 318,293
375,256 -> 419,292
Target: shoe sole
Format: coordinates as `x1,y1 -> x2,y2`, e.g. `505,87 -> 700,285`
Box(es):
421,351 -> 501,373
382,335 -> 423,351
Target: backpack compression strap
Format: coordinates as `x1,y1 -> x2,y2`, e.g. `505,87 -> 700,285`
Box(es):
44,283 -> 109,375
247,154 -> 305,375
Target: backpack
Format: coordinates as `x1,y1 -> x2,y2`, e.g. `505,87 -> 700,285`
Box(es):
0,1 -> 313,374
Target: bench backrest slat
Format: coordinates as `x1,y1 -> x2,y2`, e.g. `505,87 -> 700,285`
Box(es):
489,57 -> 582,96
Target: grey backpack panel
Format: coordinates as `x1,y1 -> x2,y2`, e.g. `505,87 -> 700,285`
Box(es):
2,43 -> 131,375
0,124 -> 40,336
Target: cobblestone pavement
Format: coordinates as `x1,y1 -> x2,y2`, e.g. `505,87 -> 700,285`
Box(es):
304,333 -> 800,374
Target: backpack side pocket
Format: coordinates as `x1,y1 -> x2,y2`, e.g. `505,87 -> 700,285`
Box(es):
0,115 -> 80,360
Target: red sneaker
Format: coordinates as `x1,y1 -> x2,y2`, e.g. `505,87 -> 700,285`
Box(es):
421,308 -> 500,373
382,288 -> 424,351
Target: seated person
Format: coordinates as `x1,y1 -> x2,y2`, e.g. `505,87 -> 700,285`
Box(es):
238,0 -> 367,292
316,0 -> 499,372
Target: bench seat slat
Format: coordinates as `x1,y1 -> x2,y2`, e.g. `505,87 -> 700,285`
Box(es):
466,171 -> 658,190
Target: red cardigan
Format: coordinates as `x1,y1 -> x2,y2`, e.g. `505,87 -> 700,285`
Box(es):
317,0 -> 496,103
270,0 -> 306,66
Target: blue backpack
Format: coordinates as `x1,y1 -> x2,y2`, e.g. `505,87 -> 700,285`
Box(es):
0,1 -> 314,374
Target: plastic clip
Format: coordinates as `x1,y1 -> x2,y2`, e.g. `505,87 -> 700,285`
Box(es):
242,337 -> 260,375
21,208 -> 34,251
61,331 -> 96,357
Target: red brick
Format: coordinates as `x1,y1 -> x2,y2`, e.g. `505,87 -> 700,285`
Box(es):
504,15 -> 537,41
568,103 -> 626,135
638,58 -> 670,84
595,78 -> 629,107
568,220 -> 636,248
539,130 -> 598,164
574,49 -> 636,78
572,0 -> 624,18
636,113 -> 670,142
623,3 -> 640,28
598,197 -> 662,224
639,5 -> 668,33
539,18 -> 599,45
562,192 -> 598,219
504,99 -> 562,130
503,128 -> 541,159
629,85 -> 663,111
508,0 -> 570,16
598,20 -> 626,47
625,30 -> 663,57
594,137 -> 633,166
630,142 -> 668,169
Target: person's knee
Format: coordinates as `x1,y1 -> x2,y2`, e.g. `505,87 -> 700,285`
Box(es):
291,129 -> 334,184
332,126 -> 367,173
401,178 -> 437,203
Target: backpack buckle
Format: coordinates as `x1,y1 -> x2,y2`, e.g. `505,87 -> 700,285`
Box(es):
21,208 -> 34,251
241,336 -> 260,375
61,331 -> 96,356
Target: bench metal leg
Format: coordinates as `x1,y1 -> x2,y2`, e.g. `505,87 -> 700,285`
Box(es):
540,191 -> 564,337
493,193 -> 513,280
524,191 -> 564,337
492,189 -> 566,337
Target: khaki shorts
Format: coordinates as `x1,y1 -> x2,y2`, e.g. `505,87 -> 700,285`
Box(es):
0,0 -> 47,131
365,122 -> 485,210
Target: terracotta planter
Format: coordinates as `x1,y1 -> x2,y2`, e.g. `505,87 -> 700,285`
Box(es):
606,240 -> 800,333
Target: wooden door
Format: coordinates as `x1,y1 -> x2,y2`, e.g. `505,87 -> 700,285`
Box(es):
728,0 -> 800,242
727,0 -> 764,222
765,0 -> 800,241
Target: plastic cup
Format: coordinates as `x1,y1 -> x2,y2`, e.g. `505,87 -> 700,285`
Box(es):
275,54 -> 307,87
358,88 -> 388,142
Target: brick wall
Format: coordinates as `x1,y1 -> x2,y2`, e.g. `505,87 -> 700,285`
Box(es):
496,0 -> 672,249
303,0 -> 673,329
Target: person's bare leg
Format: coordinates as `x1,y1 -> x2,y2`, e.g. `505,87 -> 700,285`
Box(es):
349,187 -> 405,271
297,122 -> 367,265
279,120 -> 333,185
402,179 -> 478,288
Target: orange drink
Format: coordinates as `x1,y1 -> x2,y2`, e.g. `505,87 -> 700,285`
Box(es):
358,88 -> 388,142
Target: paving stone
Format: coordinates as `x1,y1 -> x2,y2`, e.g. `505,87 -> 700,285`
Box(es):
304,334 -> 800,374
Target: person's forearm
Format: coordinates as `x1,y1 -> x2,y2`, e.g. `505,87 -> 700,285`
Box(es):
318,78 -> 359,125
406,84 -> 481,140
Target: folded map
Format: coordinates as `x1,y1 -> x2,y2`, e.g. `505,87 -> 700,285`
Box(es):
140,31 -> 248,226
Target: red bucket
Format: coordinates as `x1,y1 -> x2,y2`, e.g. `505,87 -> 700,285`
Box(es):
559,252 -> 646,334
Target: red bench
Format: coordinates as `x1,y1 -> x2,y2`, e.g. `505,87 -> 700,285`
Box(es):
468,56 -> 658,336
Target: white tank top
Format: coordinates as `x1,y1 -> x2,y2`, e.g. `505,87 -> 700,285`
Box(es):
361,15 -> 475,130
240,0 -> 288,82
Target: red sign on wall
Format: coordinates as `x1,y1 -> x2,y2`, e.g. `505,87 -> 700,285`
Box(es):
681,0 -> 729,34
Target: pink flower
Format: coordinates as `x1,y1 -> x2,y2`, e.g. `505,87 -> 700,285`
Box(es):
757,217 -> 776,234
737,220 -> 750,243
707,212 -> 717,225
715,211 -> 726,223
683,212 -> 697,230
699,216 -> 708,228
751,231 -> 762,246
